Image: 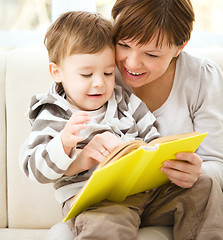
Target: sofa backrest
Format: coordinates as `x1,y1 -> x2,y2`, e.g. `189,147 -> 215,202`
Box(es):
3,48 -> 62,229
0,47 -> 223,229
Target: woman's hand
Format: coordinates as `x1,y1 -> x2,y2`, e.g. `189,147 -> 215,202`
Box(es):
64,132 -> 124,176
161,152 -> 202,188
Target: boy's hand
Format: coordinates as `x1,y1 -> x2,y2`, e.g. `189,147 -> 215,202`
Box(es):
64,132 -> 124,176
81,132 -> 124,166
61,111 -> 91,155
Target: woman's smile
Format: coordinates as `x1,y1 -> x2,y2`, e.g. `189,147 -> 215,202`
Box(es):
125,68 -> 145,76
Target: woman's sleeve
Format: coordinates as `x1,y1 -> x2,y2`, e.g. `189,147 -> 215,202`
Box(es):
193,61 -> 223,187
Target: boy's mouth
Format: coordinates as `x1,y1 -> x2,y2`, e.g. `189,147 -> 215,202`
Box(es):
87,94 -> 103,97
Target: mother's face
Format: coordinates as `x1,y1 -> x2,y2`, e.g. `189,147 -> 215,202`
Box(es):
115,35 -> 184,88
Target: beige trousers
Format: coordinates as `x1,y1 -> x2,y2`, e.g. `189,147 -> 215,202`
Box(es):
63,175 -> 223,240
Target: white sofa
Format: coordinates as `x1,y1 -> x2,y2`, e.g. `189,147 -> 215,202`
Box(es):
0,47 -> 222,240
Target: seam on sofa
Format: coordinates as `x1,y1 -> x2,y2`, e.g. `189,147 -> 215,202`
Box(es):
0,51 -> 8,228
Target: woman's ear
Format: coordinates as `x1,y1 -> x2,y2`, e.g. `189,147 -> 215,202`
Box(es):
175,41 -> 189,57
49,62 -> 62,83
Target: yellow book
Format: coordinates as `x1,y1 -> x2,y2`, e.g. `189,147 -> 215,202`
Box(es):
63,131 -> 207,222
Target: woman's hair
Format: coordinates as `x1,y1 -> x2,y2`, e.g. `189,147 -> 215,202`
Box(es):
44,11 -> 114,65
111,0 -> 195,47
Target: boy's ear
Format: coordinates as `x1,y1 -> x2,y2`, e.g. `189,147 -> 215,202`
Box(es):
49,62 -> 62,83
175,41 -> 188,57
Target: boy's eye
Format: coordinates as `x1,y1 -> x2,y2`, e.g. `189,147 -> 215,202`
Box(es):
81,73 -> 92,77
104,72 -> 113,76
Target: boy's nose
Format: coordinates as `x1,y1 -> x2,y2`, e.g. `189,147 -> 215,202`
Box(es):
92,75 -> 105,87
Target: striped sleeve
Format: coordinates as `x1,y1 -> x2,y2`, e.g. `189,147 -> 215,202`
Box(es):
19,106 -> 74,184
129,94 -> 160,142
115,86 -> 160,143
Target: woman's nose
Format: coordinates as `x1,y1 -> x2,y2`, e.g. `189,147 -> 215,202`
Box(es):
126,51 -> 142,69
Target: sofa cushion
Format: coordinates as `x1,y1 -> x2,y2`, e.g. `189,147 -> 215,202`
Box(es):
0,228 -> 48,240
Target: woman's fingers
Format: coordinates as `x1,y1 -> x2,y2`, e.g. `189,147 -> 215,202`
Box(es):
161,152 -> 202,188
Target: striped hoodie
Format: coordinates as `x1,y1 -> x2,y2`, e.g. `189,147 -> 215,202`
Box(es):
19,83 -> 159,203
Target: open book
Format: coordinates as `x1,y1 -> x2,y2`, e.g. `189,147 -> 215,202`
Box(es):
63,131 -> 207,222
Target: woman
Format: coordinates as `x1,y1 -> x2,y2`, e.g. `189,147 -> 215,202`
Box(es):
47,0 -> 223,239
111,0 -> 223,189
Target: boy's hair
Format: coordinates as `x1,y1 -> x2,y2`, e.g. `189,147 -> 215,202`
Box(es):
111,0 -> 195,47
44,11 -> 114,65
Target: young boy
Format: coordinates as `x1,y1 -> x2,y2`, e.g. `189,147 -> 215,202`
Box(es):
19,11 -> 159,238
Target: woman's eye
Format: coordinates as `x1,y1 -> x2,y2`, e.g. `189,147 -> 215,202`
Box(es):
146,53 -> 158,58
117,42 -> 129,48
81,73 -> 92,78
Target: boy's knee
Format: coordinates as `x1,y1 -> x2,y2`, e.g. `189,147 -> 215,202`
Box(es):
74,205 -> 139,239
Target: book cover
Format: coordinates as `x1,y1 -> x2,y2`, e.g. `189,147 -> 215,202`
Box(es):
63,132 -> 207,222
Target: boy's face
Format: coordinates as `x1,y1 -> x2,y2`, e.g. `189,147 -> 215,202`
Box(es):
53,47 -> 116,111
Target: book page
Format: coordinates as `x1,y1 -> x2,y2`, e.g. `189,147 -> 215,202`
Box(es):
149,131 -> 199,147
97,139 -> 146,169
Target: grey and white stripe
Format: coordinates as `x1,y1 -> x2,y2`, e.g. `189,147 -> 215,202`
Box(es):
19,83 -> 159,203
